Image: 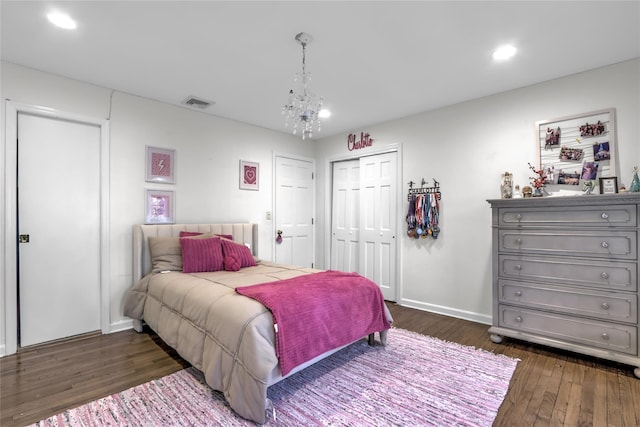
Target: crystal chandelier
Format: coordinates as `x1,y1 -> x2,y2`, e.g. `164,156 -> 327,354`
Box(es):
282,32 -> 324,140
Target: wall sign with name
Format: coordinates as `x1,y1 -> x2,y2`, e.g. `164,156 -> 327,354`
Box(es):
347,132 -> 374,151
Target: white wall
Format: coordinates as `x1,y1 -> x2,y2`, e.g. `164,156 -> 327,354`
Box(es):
1,62 -> 313,353
314,58 -> 640,324
2,59 -> 638,355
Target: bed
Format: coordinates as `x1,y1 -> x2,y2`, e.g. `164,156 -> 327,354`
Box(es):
123,223 -> 392,424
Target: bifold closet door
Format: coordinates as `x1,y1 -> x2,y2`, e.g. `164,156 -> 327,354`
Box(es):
17,112 -> 101,347
359,152 -> 397,301
330,159 -> 360,273
330,152 -> 397,301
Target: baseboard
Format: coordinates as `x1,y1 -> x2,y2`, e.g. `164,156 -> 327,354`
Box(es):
0,321 -> 134,358
396,298 -> 492,325
109,318 -> 134,333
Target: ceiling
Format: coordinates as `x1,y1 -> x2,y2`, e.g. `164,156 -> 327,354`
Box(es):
2,1 -> 639,140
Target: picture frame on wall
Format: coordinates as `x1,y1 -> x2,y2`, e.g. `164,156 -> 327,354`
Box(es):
239,160 -> 259,190
146,146 -> 176,184
536,108 -> 617,187
599,177 -> 619,194
145,189 -> 175,224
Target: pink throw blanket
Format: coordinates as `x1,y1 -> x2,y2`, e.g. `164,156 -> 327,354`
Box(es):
236,271 -> 391,376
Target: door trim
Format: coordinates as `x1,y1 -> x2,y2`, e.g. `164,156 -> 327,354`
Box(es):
325,143 -> 403,301
3,101 -> 110,356
272,152 -> 316,265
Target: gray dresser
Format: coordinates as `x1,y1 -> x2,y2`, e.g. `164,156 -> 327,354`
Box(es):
488,194 -> 640,378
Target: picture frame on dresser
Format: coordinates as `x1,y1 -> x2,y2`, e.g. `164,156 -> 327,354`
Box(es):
599,176 -> 619,194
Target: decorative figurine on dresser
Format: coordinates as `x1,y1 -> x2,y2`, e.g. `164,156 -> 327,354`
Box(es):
501,171 -> 514,199
631,166 -> 640,193
487,193 -> 640,378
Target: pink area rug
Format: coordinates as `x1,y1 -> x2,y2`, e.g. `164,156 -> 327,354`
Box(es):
32,328 -> 518,426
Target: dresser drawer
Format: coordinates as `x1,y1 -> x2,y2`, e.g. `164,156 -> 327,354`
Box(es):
498,305 -> 638,355
499,230 -> 637,260
499,280 -> 638,323
499,255 -> 637,291
498,205 -> 637,227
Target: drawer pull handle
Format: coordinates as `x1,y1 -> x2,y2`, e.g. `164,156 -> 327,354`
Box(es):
601,272 -> 609,279
601,241 -> 609,249
601,302 -> 610,310
515,291 -> 522,297
515,264 -> 522,270
515,316 -> 523,323
601,332 -> 609,341
515,238 -> 522,244
516,214 -> 522,221
601,212 -> 609,220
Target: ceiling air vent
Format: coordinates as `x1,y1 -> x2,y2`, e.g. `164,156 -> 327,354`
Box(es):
181,96 -> 215,110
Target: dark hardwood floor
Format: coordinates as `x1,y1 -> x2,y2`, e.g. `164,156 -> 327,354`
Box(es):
2,303 -> 639,426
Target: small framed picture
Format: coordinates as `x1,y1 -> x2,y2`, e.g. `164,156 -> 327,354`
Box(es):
146,146 -> 176,184
599,177 -> 619,194
239,160 -> 259,190
145,189 -> 175,224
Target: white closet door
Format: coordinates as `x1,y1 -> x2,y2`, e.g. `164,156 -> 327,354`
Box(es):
274,156 -> 315,267
359,152 -> 397,300
18,112 -> 101,347
330,159 -> 360,272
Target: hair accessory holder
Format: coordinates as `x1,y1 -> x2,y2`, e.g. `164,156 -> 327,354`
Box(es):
406,179 -> 441,239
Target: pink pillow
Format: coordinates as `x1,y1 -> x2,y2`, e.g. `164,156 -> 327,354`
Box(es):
180,237 -> 224,273
221,238 -> 256,268
224,252 -> 241,271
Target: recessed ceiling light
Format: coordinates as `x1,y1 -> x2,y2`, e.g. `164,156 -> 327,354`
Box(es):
319,109 -> 331,119
47,12 -> 77,30
492,45 -> 517,61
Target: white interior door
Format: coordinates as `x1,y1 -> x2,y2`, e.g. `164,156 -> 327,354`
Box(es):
359,152 -> 398,300
274,156 -> 315,267
330,159 -> 360,272
18,112 -> 101,347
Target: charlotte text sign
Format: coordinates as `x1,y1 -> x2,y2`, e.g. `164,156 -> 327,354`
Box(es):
347,132 -> 374,151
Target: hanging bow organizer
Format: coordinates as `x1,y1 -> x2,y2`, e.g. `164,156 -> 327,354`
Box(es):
406,179 -> 441,239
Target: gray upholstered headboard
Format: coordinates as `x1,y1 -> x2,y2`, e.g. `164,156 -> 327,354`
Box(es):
132,223 -> 258,281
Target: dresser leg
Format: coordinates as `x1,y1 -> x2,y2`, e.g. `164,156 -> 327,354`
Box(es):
490,334 -> 503,344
